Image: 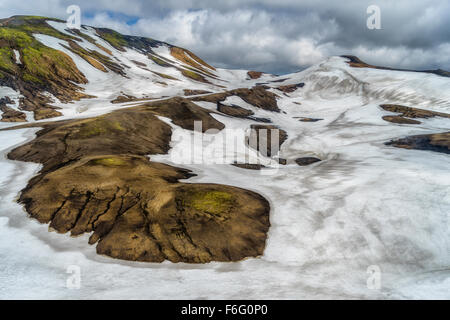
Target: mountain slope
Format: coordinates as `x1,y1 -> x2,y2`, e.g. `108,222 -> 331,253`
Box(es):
0,16 -> 449,299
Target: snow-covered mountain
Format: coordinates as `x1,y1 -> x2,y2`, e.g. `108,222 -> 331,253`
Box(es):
0,16 -> 449,299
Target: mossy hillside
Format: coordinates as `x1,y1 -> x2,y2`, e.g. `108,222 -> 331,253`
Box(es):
0,46 -> 16,73
21,45 -> 86,84
152,71 -> 179,81
180,68 -> 209,83
95,28 -> 128,51
0,27 -> 34,48
75,118 -> 125,138
0,22 -> 86,85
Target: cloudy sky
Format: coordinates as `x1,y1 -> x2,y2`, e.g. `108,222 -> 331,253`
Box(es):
1,0 -> 450,74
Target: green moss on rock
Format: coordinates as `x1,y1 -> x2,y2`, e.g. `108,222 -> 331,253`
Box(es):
189,190 -> 235,215
76,118 -> 125,138
95,28 -> 128,50
0,47 -> 15,73
91,157 -> 128,166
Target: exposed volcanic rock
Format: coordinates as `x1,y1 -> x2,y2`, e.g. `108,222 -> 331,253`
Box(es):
148,54 -> 174,68
380,104 -> 450,120
33,107 -> 62,120
297,117 -> 323,122
179,68 -> 213,84
0,105 -> 26,122
232,163 -> 265,170
233,86 -> 280,112
381,116 -> 421,125
190,92 -> 229,104
216,102 -> 272,123
385,132 -> 450,154
190,86 -> 280,112
343,55 -> 450,78
19,154 -> 270,263
276,83 -> 305,93
217,102 -> 254,118
170,47 -> 216,76
247,71 -> 263,79
151,71 -> 179,81
111,94 -> 138,104
5,98 -> 270,263
380,104 -> 450,125
0,96 -> 13,104
143,97 -> 225,132
295,157 -> 321,166
183,89 -> 212,96
248,124 -> 288,157
7,97 -> 224,171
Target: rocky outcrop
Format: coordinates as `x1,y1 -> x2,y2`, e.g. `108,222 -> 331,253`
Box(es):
385,132 -> 450,154
343,55 -> 450,78
111,94 -> 138,104
0,16 -> 94,120
380,104 -> 450,125
217,102 -> 254,117
381,116 -> 421,124
5,98 -> 271,263
0,105 -> 26,122
248,124 -> 288,157
190,86 -> 280,112
276,83 -> 304,93
232,163 -> 265,170
183,89 -> 212,96
247,71 -> 263,79
297,117 -> 323,122
295,157 -> 321,166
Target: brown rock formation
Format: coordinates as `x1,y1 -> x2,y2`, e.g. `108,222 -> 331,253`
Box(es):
190,86 -> 280,112
380,104 -> 450,125
295,157 -> 321,166
247,71 -> 263,79
248,124 -> 288,157
0,105 -> 26,122
183,89 -> 212,96
276,83 -> 305,93
385,132 -> 450,154
19,155 -> 270,263
5,97 -> 270,263
381,116 -> 421,124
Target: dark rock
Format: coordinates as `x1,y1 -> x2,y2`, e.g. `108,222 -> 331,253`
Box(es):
295,157 -> 321,166
385,132 -> 450,154
247,71 -> 263,79
276,83 -> 305,93
217,102 -> 254,117
298,117 -> 323,122
0,105 -> 26,122
382,116 -> 421,124
183,89 -> 212,96
232,163 -> 265,170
